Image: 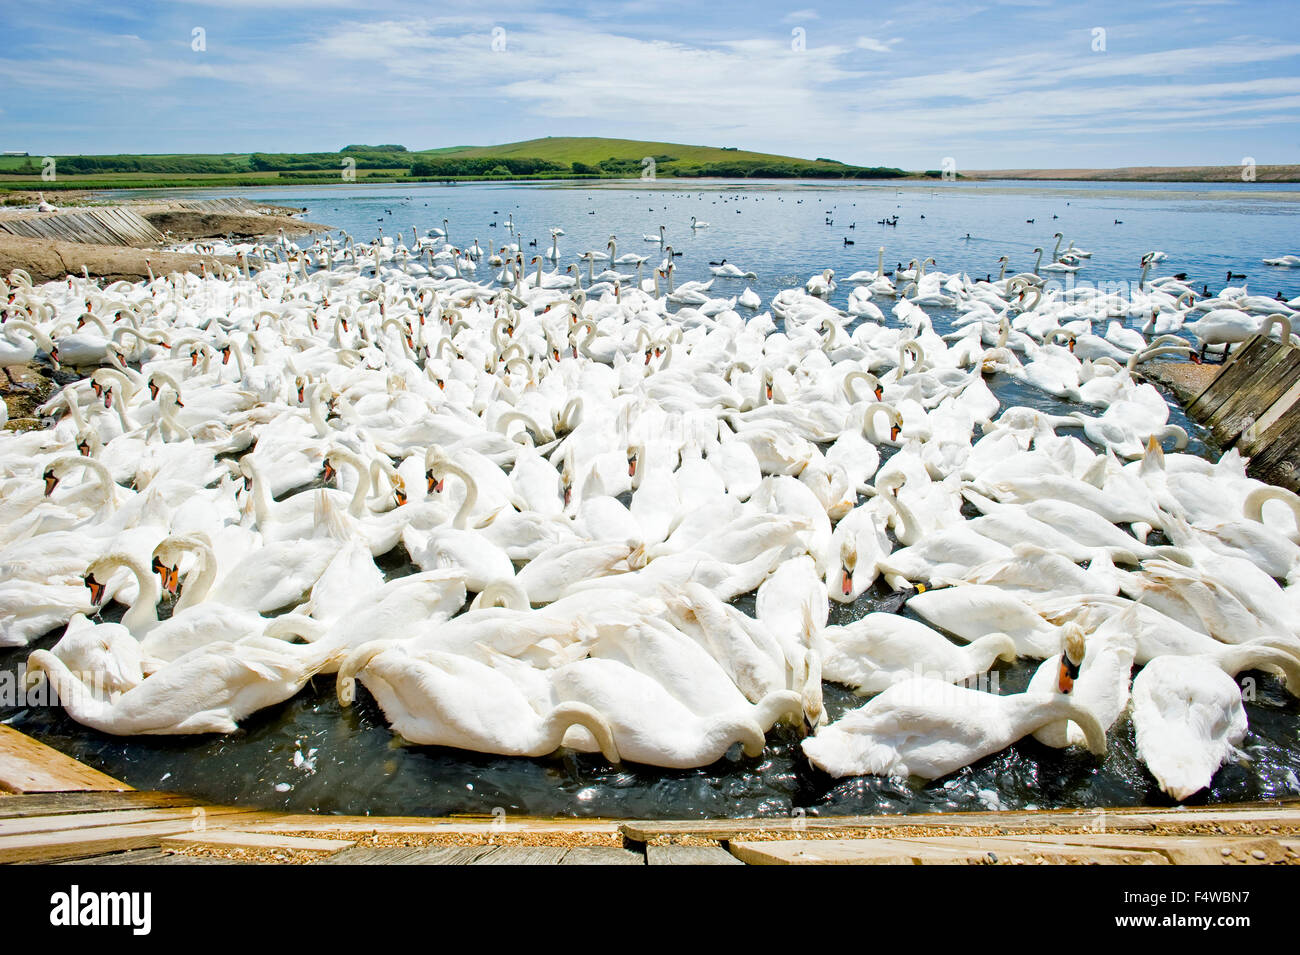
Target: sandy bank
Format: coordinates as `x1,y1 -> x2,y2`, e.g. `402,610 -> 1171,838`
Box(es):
1137,359 -> 1221,406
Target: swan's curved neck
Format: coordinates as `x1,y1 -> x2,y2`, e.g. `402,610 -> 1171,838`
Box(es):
861,402 -> 899,444
105,553 -> 161,634
328,449 -> 374,517
173,540 -> 219,613
539,702 -> 620,762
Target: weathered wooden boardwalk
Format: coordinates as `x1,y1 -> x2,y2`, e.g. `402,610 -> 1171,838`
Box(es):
0,198 -> 287,248
1,727 -> 1297,865
1183,333 -> 1300,492
0,208 -> 164,246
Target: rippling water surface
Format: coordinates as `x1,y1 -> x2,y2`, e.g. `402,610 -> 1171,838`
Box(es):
4,178 -> 1298,818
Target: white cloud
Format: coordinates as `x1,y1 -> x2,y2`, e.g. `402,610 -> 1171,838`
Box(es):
855,36 -> 901,53
784,8 -> 819,22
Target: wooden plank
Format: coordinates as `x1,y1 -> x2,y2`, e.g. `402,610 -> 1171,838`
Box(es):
1207,342 -> 1300,443
60,849 -> 251,865
1187,336 -> 1268,419
1239,375 -> 1300,455
243,813 -> 623,836
0,724 -> 132,793
1248,406 -> 1300,492
622,805 -> 1300,844
730,838 -> 991,865
160,830 -> 354,854
646,845 -> 743,866
471,846 -> 569,865
1014,833 -> 1290,865
622,810 -> 1098,842
0,809 -> 257,863
0,805 -> 235,837
560,847 -> 645,865
315,844 -> 498,865
730,836 -> 1168,865
899,835 -> 1168,865
0,791 -> 196,819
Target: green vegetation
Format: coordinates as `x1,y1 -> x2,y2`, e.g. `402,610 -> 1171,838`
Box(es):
0,137 -> 909,191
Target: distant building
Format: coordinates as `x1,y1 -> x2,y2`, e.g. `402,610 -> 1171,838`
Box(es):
2,150 -> 29,156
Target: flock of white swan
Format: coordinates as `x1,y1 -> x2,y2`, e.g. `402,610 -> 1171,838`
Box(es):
3,220 -> 1300,804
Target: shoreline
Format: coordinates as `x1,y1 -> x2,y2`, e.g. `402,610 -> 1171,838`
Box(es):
4,164 -> 1300,195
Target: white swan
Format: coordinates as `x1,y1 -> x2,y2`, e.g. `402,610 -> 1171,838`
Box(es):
802,674 -> 1106,779
1131,655 -> 1247,801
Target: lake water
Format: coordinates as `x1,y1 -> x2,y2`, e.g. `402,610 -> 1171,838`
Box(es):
4,178 -> 1298,819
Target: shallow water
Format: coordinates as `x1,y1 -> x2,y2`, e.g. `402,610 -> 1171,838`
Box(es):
5,178 -> 1298,819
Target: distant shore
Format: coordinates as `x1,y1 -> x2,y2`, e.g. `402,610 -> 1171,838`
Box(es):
4,165 -> 1299,194
963,165 -> 1300,183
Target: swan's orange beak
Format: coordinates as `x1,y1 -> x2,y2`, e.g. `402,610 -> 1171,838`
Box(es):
644,349 -> 652,366
322,460 -> 337,485
43,469 -> 59,496
221,347 -> 231,365
1057,654 -> 1080,694
190,350 -> 199,367
766,384 -> 773,400
77,439 -> 91,457
842,570 -> 853,596
875,386 -> 884,401
148,381 -> 159,401
84,573 -> 105,606
563,484 -> 572,507
628,453 -> 638,478
104,389 -> 113,410
297,384 -> 305,403
890,424 -> 901,442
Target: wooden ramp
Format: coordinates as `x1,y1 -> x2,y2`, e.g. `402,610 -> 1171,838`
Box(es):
1184,334 -> 1300,492
170,198 -> 269,215
0,208 -> 164,246
0,725 -> 131,794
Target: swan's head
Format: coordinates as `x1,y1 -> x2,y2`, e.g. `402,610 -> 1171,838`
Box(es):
1058,624 -> 1086,693
81,564 -> 109,607
150,552 -> 180,596
839,540 -> 858,596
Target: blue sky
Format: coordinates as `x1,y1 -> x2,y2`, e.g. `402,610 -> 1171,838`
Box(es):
1,0 -> 1297,168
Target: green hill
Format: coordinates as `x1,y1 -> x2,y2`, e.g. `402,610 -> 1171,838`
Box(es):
425,137 -> 837,167
0,138 -> 906,191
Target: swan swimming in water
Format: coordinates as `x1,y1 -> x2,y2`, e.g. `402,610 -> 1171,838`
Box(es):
4,205 -> 1296,799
